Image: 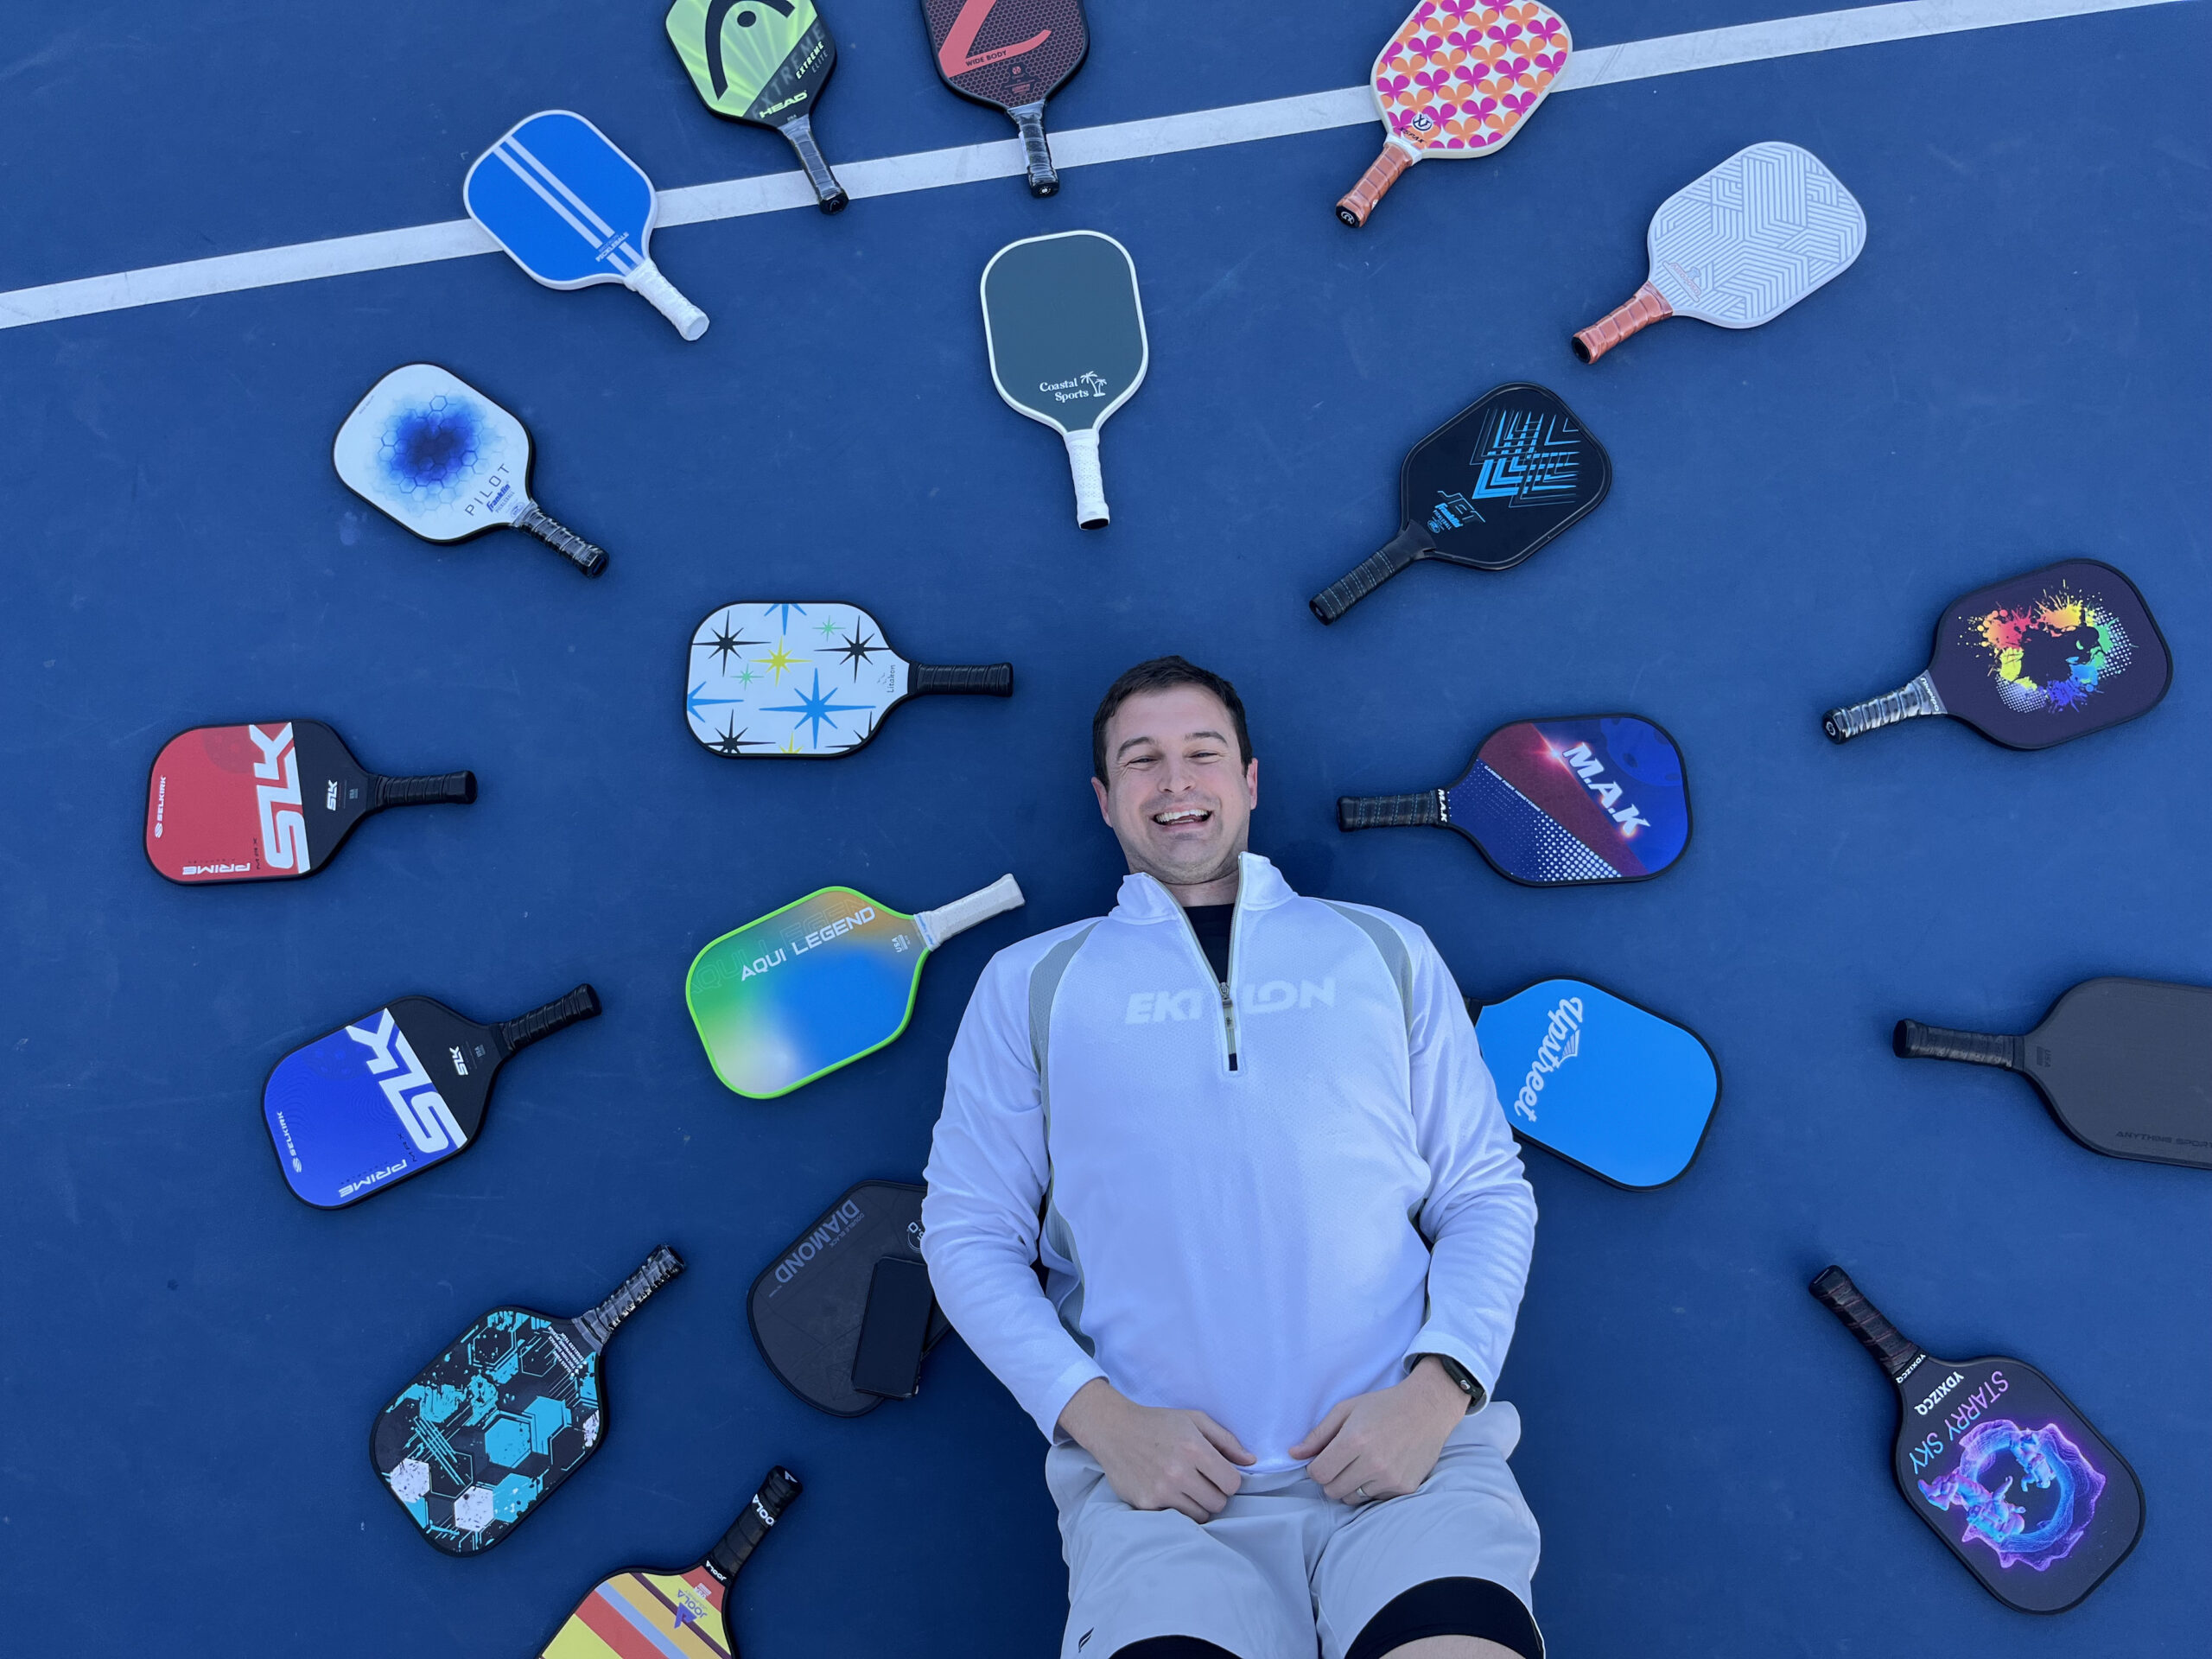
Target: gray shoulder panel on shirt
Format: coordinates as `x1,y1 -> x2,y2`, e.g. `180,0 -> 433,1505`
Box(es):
1319,900 -> 1414,1033
1028,922 -> 1102,1125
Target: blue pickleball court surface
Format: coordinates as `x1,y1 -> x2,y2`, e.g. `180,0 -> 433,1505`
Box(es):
1,3 -> 2206,1653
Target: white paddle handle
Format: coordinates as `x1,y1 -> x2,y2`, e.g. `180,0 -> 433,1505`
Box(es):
1064,430 -> 1109,529
626,258 -> 709,341
1823,671 -> 1946,744
915,874 -> 1025,951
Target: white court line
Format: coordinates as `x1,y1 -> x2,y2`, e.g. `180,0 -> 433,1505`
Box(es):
0,0 -> 2190,332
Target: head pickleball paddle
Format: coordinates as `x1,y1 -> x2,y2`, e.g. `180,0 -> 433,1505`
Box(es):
688,875 -> 1024,1097
144,721 -> 474,886
686,601 -> 1013,757
666,0 -> 848,212
263,985 -> 601,1209
1809,1267 -> 2142,1612
1311,383 -> 1609,622
1897,977 -> 2212,1171
334,364 -> 607,576
1823,560 -> 2170,750
1337,2 -> 1571,227
465,111 -> 709,340
1340,715 -> 1689,887
1573,141 -> 1866,362
1470,980 -> 1718,1187
375,1248 -> 682,1556
924,0 -> 1090,195
982,231 -> 1146,528
539,1466 -> 801,1659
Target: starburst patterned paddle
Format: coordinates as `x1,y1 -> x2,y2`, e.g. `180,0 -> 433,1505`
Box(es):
684,601 -> 1012,758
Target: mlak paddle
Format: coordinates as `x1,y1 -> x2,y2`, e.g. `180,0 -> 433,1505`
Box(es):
666,0 -> 848,212
1897,977 -> 2212,1172
1574,142 -> 1866,362
263,985 -> 601,1209
375,1248 -> 683,1556
334,364 -> 607,576
1808,1267 -> 2143,1613
1337,2 -> 1571,228
1470,979 -> 1718,1188
1823,560 -> 2170,750
1340,715 -> 1689,887
687,874 -> 1024,1097
982,230 -> 1146,528
466,111 -> 709,340
923,0 -> 1090,196
538,1466 -> 801,1659
1311,383 -> 1609,622
686,601 -> 1013,757
144,721 -> 474,886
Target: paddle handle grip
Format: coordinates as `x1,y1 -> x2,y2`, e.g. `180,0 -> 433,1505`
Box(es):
1894,1020 -> 2022,1071
514,502 -> 607,576
709,1465 -> 803,1582
1065,429 -> 1109,529
1311,525 -> 1426,623
780,115 -> 848,213
1573,282 -> 1673,364
912,663 -> 1014,696
1009,102 -> 1058,197
498,984 -> 601,1057
916,873 -> 1025,950
1337,140 -> 1415,228
1824,671 -> 1946,744
1338,790 -> 1445,830
376,771 -> 477,807
576,1247 -> 683,1350
626,258 -> 709,341
1809,1266 -> 1923,1382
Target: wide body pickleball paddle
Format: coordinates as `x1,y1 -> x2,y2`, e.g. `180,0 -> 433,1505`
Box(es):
1340,715 -> 1689,887
263,985 -> 601,1209
1823,560 -> 2170,749
688,875 -> 1024,1097
539,1466 -> 801,1659
686,601 -> 1013,757
1337,2 -> 1571,228
1574,141 -> 1866,362
145,721 -> 474,886
1897,977 -> 2212,1171
923,0 -> 1090,195
982,230 -> 1146,528
1809,1267 -> 2142,1612
465,111 -> 709,340
1471,980 -> 1718,1187
666,0 -> 848,212
334,364 -> 607,576
1311,383 -> 1609,622
374,1248 -> 683,1556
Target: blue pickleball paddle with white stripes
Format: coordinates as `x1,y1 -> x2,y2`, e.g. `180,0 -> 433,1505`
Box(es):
465,111 -> 709,340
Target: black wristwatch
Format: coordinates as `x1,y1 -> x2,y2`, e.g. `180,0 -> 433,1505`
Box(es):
1414,1353 -> 1484,1411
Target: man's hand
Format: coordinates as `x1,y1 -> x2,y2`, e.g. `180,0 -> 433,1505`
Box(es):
1290,1356 -> 1470,1506
1057,1378 -> 1256,1522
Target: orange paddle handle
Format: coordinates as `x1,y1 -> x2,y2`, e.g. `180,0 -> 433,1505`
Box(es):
1337,144 -> 1414,228
1573,282 -> 1673,363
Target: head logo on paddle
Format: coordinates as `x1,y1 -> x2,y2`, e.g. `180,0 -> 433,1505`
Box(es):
923,0 -> 1091,195
666,0 -> 849,212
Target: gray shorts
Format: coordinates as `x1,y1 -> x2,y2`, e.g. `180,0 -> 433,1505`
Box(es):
1045,1402 -> 1541,1659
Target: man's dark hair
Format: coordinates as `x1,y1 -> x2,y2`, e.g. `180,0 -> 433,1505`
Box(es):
1091,656 -> 1253,782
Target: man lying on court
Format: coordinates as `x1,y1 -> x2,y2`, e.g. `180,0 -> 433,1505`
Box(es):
923,657 -> 1542,1659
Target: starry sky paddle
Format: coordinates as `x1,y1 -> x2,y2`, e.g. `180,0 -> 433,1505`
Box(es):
1339,715 -> 1689,887
144,720 -> 474,886
1897,977 -> 2212,1172
1310,382 -> 1609,622
262,984 -> 601,1209
1808,1267 -> 2142,1613
334,364 -> 607,576
666,0 -> 848,212
685,601 -> 1012,757
923,0 -> 1090,195
1822,560 -> 2169,750
374,1248 -> 683,1557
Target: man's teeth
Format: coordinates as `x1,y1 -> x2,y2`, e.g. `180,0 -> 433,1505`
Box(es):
1154,809 -> 1209,824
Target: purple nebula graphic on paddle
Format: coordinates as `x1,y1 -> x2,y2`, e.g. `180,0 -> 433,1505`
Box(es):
1918,1419 -> 2106,1571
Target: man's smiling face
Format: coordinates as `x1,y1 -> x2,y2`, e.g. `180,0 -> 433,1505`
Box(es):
1092,685 -> 1259,895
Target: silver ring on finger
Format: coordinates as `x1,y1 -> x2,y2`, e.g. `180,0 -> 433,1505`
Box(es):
1354,1484 -> 1368,1503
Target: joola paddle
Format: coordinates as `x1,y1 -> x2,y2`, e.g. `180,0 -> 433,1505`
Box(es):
1470,980 -> 1718,1188
687,875 -> 1024,1097
1808,1267 -> 2142,1612
1311,383 -> 1609,622
1340,715 -> 1689,887
539,1466 -> 801,1658
144,721 -> 474,886
686,601 -> 1013,757
1823,560 -> 2170,750
466,111 -> 709,340
375,1249 -> 683,1556
923,0 -> 1090,196
1337,1 -> 1571,228
982,230 -> 1147,528
1574,142 -> 1866,362
263,985 -> 600,1209
666,0 -> 848,212
1897,977 -> 2212,1172
334,364 -> 607,576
